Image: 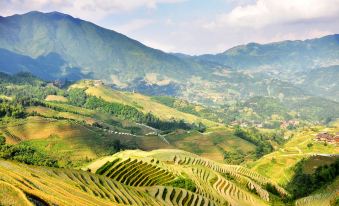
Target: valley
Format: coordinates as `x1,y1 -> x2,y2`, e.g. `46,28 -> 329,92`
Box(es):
0,10 -> 338,206
0,73 -> 337,205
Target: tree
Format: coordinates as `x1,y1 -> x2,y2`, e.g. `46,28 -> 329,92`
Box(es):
197,122 -> 206,133
0,135 -> 5,145
307,143 -> 313,149
68,88 -> 87,106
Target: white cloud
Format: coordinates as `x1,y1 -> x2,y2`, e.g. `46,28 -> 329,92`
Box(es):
206,0 -> 339,29
114,19 -> 156,33
0,0 -> 185,21
141,39 -> 176,52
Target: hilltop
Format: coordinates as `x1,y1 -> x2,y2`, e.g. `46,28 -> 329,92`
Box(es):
0,11 -> 207,82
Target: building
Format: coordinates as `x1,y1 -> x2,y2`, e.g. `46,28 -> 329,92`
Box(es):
314,132 -> 339,145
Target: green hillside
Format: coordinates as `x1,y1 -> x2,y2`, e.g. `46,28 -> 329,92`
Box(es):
194,35 -> 339,71
0,11 -> 207,82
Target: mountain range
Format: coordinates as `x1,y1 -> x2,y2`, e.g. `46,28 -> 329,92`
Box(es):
0,11 -> 338,103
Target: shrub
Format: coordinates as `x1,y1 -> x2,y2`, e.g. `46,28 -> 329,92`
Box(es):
166,177 -> 196,192
0,135 -> 5,145
0,143 -> 59,167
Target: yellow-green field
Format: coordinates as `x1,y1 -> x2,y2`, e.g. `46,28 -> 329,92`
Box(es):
71,80 -> 217,127
26,106 -> 96,124
45,95 -> 68,102
0,181 -> 33,206
83,149 -> 289,206
249,124 -> 339,185
165,127 -> 256,162
0,116 -> 173,165
0,149 -> 288,206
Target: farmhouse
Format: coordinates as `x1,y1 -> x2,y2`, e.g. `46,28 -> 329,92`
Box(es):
314,132 -> 339,145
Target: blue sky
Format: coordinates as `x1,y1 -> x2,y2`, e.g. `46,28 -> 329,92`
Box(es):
1,0 -> 339,54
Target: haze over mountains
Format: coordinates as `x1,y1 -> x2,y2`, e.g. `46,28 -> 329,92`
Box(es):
0,11 -> 338,103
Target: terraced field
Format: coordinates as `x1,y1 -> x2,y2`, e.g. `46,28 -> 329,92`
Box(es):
84,149 -> 289,206
2,148 -> 338,206
249,124 -> 339,185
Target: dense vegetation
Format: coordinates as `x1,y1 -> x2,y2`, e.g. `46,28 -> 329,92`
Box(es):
286,158 -> 339,199
84,95 -> 201,131
151,96 -> 235,124
0,136 -> 59,167
67,88 -> 87,106
151,96 -> 200,116
165,177 -> 197,192
0,72 -> 65,100
233,126 -> 284,157
0,100 -> 26,118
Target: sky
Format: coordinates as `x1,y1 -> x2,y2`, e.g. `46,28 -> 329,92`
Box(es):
1,0 -> 339,55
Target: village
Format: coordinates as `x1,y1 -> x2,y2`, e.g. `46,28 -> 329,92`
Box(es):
314,132 -> 339,145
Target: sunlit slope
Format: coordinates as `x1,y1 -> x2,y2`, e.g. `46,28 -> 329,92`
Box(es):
85,149 -> 288,206
249,124 -> 339,185
5,103 -> 253,166
0,160 -> 157,206
71,80 -> 216,127
164,127 -> 256,162
0,116 -> 173,164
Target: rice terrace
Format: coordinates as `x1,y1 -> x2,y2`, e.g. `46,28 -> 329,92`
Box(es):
0,1 -> 339,205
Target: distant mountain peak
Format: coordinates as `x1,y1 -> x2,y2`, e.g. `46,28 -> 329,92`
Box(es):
0,11 -> 205,83
21,11 -> 75,21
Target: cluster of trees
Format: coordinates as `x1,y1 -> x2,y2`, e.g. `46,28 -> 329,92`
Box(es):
152,96 -> 201,116
166,177 -> 196,192
0,136 -> 59,167
222,150 -> 245,164
67,88 -> 87,106
234,126 -> 274,157
0,100 -> 26,118
0,72 -> 67,102
0,87 -> 66,104
0,72 -> 43,85
286,158 -> 339,199
0,84 -> 65,100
